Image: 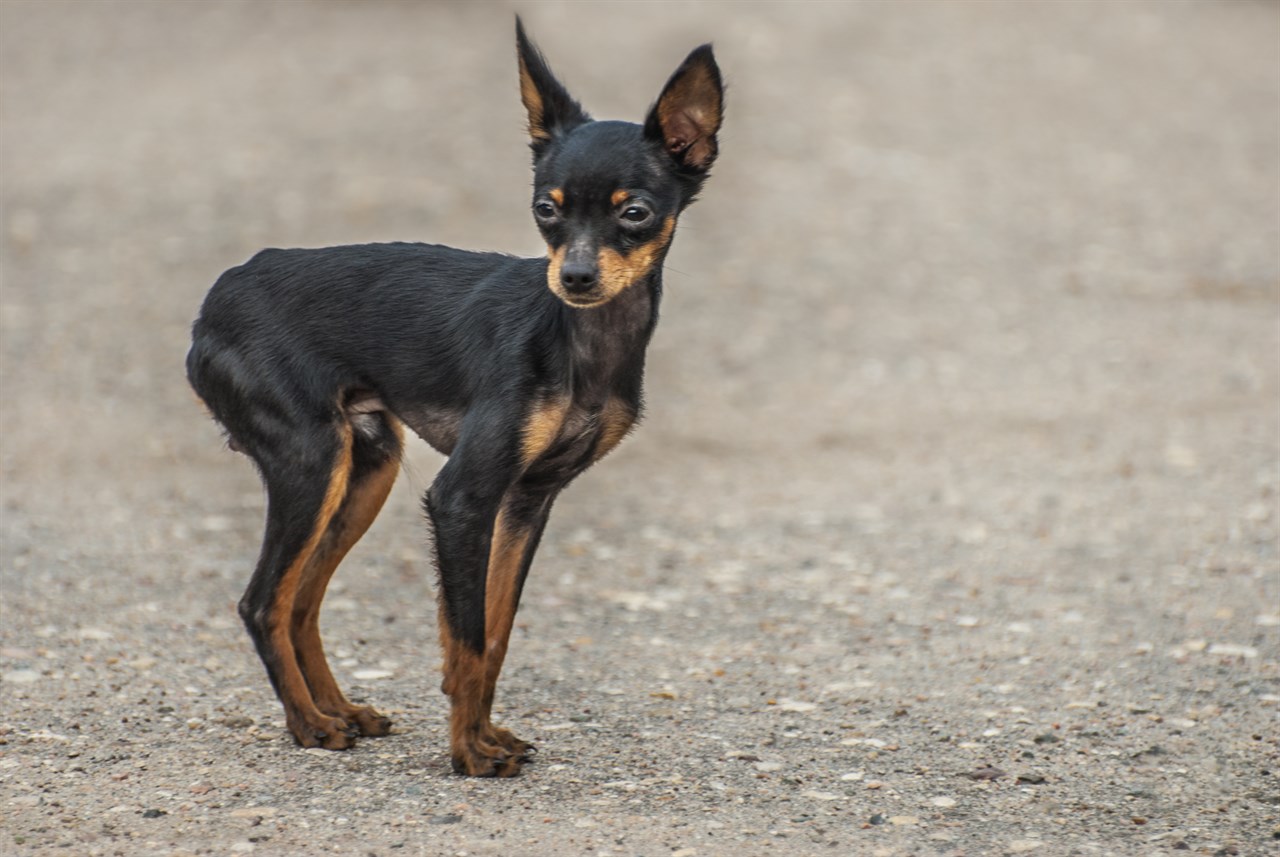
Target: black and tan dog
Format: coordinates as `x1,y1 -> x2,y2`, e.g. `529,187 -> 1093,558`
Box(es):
186,19 -> 723,777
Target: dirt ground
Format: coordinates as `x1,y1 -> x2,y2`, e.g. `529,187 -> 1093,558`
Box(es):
1,1 -> 1277,855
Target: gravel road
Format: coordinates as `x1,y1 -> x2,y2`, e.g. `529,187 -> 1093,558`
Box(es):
2,2 -> 1277,855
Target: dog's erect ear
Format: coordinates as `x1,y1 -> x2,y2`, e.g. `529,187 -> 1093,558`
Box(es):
644,45 -> 723,174
516,17 -> 590,154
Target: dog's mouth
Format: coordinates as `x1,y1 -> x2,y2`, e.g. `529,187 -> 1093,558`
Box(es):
560,292 -> 608,309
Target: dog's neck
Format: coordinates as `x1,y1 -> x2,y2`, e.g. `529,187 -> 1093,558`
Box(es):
563,271 -> 659,402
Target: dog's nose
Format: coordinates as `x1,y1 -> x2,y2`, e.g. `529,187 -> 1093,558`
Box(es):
560,261 -> 598,294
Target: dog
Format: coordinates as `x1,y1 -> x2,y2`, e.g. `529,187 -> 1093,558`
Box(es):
186,17 -> 723,777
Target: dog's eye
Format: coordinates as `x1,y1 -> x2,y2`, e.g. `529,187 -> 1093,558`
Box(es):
534,201 -> 557,219
620,205 -> 651,224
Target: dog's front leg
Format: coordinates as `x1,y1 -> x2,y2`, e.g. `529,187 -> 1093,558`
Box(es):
423,407 -> 527,777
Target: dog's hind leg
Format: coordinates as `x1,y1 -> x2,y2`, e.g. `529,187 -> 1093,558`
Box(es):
238,421 -> 357,750
291,413 -> 404,738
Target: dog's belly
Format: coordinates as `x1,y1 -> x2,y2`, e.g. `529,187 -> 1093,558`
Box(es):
398,405 -> 466,456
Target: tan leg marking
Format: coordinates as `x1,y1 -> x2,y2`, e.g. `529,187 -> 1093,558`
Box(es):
292,419 -> 403,737
271,425 -> 355,749
440,614 -> 521,777
480,509 -> 537,760
521,397 -> 569,467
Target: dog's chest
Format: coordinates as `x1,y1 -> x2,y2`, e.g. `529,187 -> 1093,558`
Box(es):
522,397 -> 635,479
395,397 -> 633,472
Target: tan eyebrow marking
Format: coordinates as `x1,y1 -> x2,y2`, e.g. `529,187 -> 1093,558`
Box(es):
549,188 -> 564,206
610,189 -> 629,207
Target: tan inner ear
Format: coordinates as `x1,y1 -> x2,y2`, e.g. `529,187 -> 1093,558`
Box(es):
657,64 -> 722,168
519,55 -> 551,142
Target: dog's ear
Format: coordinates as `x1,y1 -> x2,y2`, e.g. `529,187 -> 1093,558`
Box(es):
516,17 -> 590,155
644,45 -> 723,174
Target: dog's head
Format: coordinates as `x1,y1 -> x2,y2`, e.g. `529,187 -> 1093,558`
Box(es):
516,18 -> 723,309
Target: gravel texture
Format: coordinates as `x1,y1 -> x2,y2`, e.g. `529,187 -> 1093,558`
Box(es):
1,2 -> 1277,855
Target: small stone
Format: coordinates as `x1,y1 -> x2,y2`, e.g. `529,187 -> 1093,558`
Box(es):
1033,733 -> 1060,744
141,808 -> 166,818
1017,773 -> 1047,784
777,699 -> 816,713
672,849 -> 697,857
753,761 -> 783,772
888,815 -> 920,825
868,814 -> 886,825
351,669 -> 394,680
801,791 -> 842,801
865,780 -> 884,789
930,796 -> 957,808
220,715 -> 254,729
2,669 -> 40,684
1206,643 -> 1258,659
1009,840 -> 1043,853
230,807 -> 277,818
429,814 -> 462,825
968,766 -> 1006,781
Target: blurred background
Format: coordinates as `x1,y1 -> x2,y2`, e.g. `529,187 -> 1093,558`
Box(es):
1,1 -> 1276,853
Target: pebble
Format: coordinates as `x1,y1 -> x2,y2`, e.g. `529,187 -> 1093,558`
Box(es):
1206,643 -> 1258,659
777,699 -> 816,712
801,791 -> 842,801
1009,840 -> 1043,853
930,796 -> 957,808
968,766 -> 1006,780
3,669 -> 40,684
1017,773 -> 1047,784
753,761 -> 783,772
230,807 -> 278,818
888,815 -> 920,826
352,669 -> 394,680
